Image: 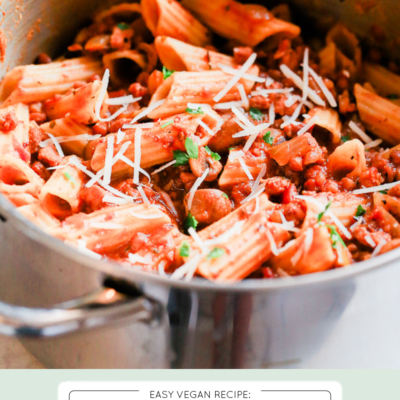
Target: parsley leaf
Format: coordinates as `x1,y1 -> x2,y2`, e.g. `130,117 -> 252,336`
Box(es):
317,201 -> 332,222
117,22 -> 130,30
262,131 -> 273,145
162,66 -> 175,80
173,150 -> 190,167
326,224 -> 347,249
204,145 -> 221,161
184,212 -> 198,232
161,120 -> 174,129
249,107 -> 263,121
355,205 -> 366,218
380,190 -> 388,194
341,135 -> 351,143
179,241 -> 191,257
207,247 -> 225,260
185,137 -> 198,159
63,172 -> 76,185
222,193 -> 229,199
229,147 -> 237,151
186,107 -> 204,115
388,94 -> 399,100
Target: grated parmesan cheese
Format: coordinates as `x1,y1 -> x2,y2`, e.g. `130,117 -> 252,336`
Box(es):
170,253 -> 202,280
243,123 -> 271,152
105,95 -> 140,105
308,67 -> 337,108
90,222 -> 124,230
237,156 -> 253,179
116,129 -> 126,144
350,216 -> 365,231
129,253 -> 152,265
188,227 -> 209,254
280,102 -> 303,128
251,88 -> 294,96
371,238 -> 387,257
102,195 -> 133,205
187,168 -> 210,210
131,211 -> 162,219
204,220 -> 245,247
231,106 -> 253,128
365,235 -> 376,248
214,53 -> 257,103
265,227 -> 279,256
265,77 -> 274,87
129,99 -> 166,124
280,64 -> 325,106
151,160 -> 177,175
133,128 -> 142,184
137,184 -> 150,204
217,63 -> 266,83
241,183 -> 266,204
214,101 -> 244,110
198,120 -> 213,135
76,240 -> 102,260
297,115 -> 319,136
291,227 -> 313,265
349,121 -> 372,143
46,133 -> 64,158
352,181 -> 400,195
232,122 -> 270,138
238,83 -> 249,109
40,134 -> 101,148
269,103 -> 275,125
103,135 -> 114,185
302,48 -> 309,101
364,139 -> 383,149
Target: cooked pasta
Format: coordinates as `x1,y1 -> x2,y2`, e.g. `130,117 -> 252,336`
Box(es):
2,1 -> 400,282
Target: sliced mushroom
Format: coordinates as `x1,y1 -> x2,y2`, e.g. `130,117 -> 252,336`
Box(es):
189,146 -> 222,182
184,189 -> 233,226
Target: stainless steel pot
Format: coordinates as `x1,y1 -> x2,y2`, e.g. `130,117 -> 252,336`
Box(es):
1,0 -> 400,369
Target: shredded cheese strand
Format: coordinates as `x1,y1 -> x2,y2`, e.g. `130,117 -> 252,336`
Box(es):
105,95 -> 141,105
133,128 -> 142,184
129,99 -> 166,124
269,102 -> 275,125
151,160 -> 177,175
187,168 -> 210,210
213,53 -> 257,102
297,115 -> 319,136
349,121 -> 372,143
46,133 -> 64,157
308,66 -> 337,108
137,184 -> 150,204
103,135 -> 114,185
237,83 -> 249,109
237,156 -> 253,180
302,48 -> 309,101
217,64 -> 266,83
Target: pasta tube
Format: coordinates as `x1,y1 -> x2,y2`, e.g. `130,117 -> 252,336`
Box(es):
155,36 -> 259,74
148,70 -> 256,119
309,107 -> 342,143
141,0 -> 211,47
43,81 -> 106,125
0,155 -> 44,198
197,212 -> 290,281
328,139 -> 366,179
363,63 -> 400,98
0,103 -> 30,162
18,202 -> 61,231
354,84 -> 400,146
40,118 -> 96,158
181,0 -> 300,47
56,202 -> 171,252
39,156 -> 87,219
0,57 -> 103,107
270,225 -> 336,275
91,113 -> 219,179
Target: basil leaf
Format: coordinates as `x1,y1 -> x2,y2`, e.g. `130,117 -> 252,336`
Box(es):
249,107 -> 263,121
185,137 -> 198,159
117,22 -> 130,30
184,212 -> 198,232
204,145 -> 221,161
162,66 -> 175,79
262,131 -> 273,145
355,205 -> 366,218
186,107 -> 204,115
207,247 -> 225,260
317,201 -> 332,222
173,150 -> 189,167
179,241 -> 191,257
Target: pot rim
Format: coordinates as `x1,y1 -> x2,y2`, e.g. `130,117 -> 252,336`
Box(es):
1,193 -> 398,292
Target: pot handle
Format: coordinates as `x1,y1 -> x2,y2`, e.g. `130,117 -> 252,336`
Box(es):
0,278 -> 162,338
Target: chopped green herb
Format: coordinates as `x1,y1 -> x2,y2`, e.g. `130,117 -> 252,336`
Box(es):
355,205 -> 366,218
179,241 -> 191,257
262,131 -> 273,145
229,147 -> 237,151
162,66 -> 175,79
63,172 -> 76,185
161,120 -> 174,129
388,94 -> 399,100
249,107 -> 263,121
341,135 -> 351,143
326,224 -> 347,249
317,201 -> 332,222
116,22 -> 130,30
185,137 -> 198,159
222,193 -> 229,199
184,212 -> 198,233
380,190 -> 388,194
186,106 -> 204,115
207,247 -> 225,260
173,150 -> 190,167
205,145 -> 221,161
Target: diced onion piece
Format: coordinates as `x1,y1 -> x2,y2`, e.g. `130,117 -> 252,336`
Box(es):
213,53 -> 257,103
187,168 -> 209,210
